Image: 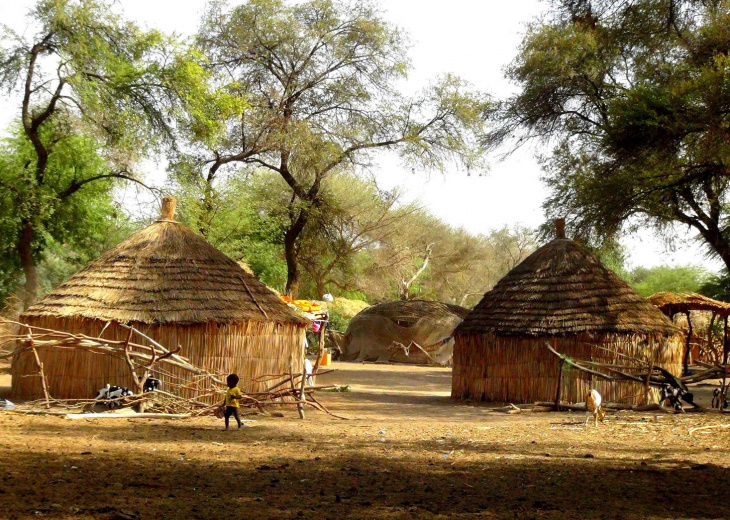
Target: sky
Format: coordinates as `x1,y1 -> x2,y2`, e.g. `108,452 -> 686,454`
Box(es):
0,0 -> 721,272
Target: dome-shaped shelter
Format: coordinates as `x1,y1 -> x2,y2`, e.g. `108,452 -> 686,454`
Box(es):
12,197 -> 307,400
341,300 -> 468,365
452,223 -> 683,404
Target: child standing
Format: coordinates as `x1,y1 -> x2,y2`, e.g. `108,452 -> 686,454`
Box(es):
224,373 -> 243,430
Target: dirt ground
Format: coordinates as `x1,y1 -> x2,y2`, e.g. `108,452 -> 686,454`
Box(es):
2,361 -> 730,519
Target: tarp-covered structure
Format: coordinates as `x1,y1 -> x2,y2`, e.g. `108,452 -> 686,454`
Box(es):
340,300 -> 469,365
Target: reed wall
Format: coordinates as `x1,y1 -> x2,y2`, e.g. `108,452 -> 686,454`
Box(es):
11,316 -> 306,402
452,331 -> 684,404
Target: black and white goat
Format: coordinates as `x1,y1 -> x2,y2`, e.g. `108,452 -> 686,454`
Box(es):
712,388 -> 729,410
660,384 -> 684,412
659,384 -> 697,412
95,384 -> 134,409
143,377 -> 161,393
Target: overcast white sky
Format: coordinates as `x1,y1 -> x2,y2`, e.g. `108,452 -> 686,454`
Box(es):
0,0 -> 721,271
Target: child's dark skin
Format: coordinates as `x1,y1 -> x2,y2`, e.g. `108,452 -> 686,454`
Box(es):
224,374 -> 244,430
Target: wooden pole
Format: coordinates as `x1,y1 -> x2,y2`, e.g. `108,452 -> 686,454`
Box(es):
722,316 -> 728,413
28,329 -> 51,409
554,359 -> 565,411
684,310 -> 693,376
311,316 -> 327,386
644,360 -> 654,405
297,365 -> 307,420
706,312 -> 717,363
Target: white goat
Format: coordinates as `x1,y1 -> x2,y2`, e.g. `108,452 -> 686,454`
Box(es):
585,389 -> 605,427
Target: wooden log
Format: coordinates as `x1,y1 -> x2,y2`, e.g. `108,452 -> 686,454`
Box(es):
531,406 -> 554,413
535,401 -> 587,411
65,412 -> 191,419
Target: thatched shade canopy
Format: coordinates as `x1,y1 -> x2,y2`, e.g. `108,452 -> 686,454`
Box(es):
648,292 -> 730,317
648,291 -> 730,372
453,235 -> 683,404
13,197 -> 307,400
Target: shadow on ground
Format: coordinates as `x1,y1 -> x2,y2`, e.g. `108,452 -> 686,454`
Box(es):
2,418 -> 729,520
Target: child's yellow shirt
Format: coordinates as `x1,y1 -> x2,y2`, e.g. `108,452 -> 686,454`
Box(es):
225,387 -> 242,407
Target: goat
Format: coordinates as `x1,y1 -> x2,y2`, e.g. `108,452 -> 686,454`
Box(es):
303,358 -> 314,386
585,389 -> 605,426
712,388 -> 729,410
143,377 -> 161,393
95,384 -> 134,409
659,385 -> 692,412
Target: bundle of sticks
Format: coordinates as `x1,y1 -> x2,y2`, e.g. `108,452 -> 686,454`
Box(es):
0,318 -> 344,419
545,341 -> 730,412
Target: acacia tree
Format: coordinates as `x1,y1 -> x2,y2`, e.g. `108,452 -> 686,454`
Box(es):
297,174 -> 419,298
0,0 -> 207,306
189,0 -> 489,296
359,217 -> 537,304
488,0 -> 730,268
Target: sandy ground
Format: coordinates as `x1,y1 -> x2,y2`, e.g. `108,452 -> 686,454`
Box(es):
2,361 -> 730,519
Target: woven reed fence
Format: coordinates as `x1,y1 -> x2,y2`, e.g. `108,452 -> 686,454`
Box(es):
12,316 -> 305,402
452,331 -> 684,404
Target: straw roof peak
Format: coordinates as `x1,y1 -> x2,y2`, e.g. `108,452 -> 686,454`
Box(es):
457,238 -> 678,336
157,195 -> 177,222
23,213 -> 306,326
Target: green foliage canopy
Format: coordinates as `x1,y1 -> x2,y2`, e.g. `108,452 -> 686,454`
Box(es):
184,0 -> 490,296
488,0 -> 730,271
0,0 -> 211,305
628,264 -> 709,297
0,128 -> 133,305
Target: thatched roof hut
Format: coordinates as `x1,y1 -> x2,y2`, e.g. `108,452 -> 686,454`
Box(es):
341,300 -> 469,365
12,197 -> 307,400
452,223 -> 683,404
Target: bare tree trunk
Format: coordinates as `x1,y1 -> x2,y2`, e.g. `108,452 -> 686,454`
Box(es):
18,219 -> 38,309
284,222 -> 305,297
315,279 -> 327,299
399,243 -> 434,300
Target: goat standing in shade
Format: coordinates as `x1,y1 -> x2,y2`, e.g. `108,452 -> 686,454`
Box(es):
712,388 -> 729,411
95,384 -> 134,409
585,389 -> 605,427
143,377 -> 161,393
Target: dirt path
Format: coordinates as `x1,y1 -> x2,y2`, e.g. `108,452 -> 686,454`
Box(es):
2,362 -> 730,519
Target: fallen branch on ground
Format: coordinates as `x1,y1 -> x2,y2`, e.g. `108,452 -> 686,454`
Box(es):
689,424 -> 730,435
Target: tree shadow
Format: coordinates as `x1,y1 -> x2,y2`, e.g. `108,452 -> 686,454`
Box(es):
3,427 -> 729,520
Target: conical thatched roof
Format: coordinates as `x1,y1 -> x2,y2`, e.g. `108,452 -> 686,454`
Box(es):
456,238 -> 677,336
23,197 -> 306,326
356,300 -> 469,327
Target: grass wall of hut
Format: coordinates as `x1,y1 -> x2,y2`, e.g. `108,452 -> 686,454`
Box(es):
11,316 -> 305,402
452,332 -> 684,404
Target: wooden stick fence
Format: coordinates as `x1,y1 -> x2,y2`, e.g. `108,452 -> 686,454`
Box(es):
0,318 -> 345,419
